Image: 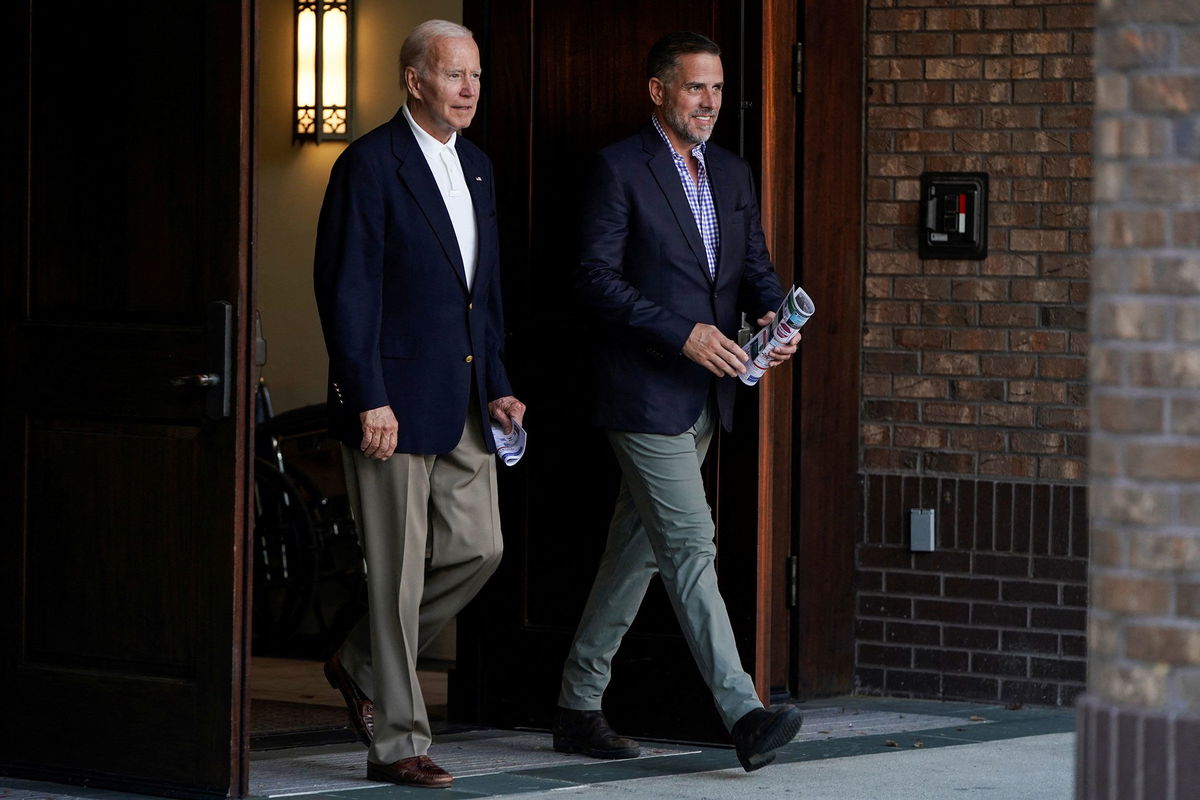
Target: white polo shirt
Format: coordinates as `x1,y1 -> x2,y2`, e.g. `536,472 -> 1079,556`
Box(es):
402,104 -> 478,290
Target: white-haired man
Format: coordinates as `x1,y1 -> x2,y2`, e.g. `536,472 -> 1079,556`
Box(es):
315,19 -> 524,789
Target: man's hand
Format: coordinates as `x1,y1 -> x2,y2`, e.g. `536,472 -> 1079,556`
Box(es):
359,405 -> 398,461
756,311 -> 800,367
682,323 -> 748,377
489,395 -> 527,434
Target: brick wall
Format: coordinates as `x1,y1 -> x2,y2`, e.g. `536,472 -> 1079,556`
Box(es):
857,475 -> 1088,705
1079,0 -> 1200,796
856,0 -> 1096,707
864,0 -> 1095,483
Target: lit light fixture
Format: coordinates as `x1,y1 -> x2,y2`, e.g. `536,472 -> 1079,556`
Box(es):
295,0 -> 352,143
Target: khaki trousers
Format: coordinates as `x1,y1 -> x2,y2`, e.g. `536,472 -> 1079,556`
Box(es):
339,409 -> 502,764
557,402 -> 762,731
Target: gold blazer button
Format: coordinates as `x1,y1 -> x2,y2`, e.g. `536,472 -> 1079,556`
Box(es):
465,355 -> 474,363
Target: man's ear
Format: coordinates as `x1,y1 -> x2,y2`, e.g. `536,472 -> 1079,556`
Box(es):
648,76 -> 664,107
404,66 -> 423,101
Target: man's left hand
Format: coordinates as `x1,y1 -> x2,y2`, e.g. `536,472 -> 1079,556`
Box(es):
756,311 -> 800,366
489,395 -> 527,434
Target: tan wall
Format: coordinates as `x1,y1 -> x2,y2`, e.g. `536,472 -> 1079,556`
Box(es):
257,0 -> 463,413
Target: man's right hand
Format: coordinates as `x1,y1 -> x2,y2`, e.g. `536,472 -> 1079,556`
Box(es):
682,323 -> 749,377
359,405 -> 398,460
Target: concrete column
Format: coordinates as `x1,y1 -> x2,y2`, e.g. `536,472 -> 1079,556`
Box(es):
1082,0 -> 1200,797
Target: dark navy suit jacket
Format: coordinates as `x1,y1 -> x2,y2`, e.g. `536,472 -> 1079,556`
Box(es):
576,123 -> 785,435
314,109 -> 512,453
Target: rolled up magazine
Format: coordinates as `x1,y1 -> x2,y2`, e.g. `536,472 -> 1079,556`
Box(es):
739,285 -> 815,386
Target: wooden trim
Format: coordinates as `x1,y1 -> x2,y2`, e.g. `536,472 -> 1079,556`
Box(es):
755,0 -> 799,701
794,0 -> 864,695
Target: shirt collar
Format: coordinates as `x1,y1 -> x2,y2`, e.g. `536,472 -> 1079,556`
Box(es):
651,114 -> 706,162
403,103 -> 457,160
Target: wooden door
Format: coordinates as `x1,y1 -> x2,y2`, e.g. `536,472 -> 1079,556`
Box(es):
0,2 -> 253,796
454,0 -> 786,743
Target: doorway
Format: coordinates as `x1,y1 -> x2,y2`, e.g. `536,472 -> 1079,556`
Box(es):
245,0 -> 466,757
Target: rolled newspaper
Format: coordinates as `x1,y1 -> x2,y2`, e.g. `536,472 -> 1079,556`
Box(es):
739,285 -> 815,386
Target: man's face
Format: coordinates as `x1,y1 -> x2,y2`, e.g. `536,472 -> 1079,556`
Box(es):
406,36 -> 481,141
653,52 -> 723,147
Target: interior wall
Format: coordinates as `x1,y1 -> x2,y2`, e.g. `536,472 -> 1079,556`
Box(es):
257,0 -> 463,413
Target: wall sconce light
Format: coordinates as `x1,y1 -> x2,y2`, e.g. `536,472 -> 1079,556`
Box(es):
295,0 -> 352,143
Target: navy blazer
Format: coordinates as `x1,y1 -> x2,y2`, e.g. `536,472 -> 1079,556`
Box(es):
575,123 -> 785,435
314,109 -> 512,453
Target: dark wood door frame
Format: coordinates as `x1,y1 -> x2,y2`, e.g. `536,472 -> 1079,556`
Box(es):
791,0 -> 863,696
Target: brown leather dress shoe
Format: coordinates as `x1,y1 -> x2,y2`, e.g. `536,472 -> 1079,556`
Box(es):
366,755 -> 453,788
323,652 -> 374,746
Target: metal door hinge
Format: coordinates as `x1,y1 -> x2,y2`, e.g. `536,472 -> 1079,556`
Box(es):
787,554 -> 799,608
793,43 -> 804,95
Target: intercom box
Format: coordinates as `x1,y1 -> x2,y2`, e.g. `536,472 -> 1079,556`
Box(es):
918,172 -> 988,260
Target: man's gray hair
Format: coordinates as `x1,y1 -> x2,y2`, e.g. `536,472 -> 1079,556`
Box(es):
399,19 -> 474,84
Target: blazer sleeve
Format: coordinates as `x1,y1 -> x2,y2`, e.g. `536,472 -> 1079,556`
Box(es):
313,148 -> 390,415
574,155 -> 696,354
735,159 -> 787,319
484,159 -> 514,401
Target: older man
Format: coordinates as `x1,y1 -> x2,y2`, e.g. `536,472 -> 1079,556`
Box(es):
553,31 -> 802,773
314,19 -> 523,789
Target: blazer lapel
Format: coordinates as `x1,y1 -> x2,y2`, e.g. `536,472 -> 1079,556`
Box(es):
642,126 -> 712,285
459,144 -> 490,297
706,152 -> 737,290
390,113 -> 469,292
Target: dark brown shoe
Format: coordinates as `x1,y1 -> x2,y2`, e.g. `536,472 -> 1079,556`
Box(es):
366,755 -> 453,788
552,707 -> 640,759
323,652 -> 373,746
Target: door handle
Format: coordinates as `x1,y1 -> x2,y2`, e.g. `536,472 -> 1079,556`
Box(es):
171,373 -> 222,388
168,301 -> 233,420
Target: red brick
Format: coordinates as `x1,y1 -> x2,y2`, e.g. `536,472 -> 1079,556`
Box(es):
1043,107 -> 1092,129
984,57 -> 1042,80
925,353 -> 980,375
1012,331 -> 1068,352
1039,356 -> 1087,380
869,34 -> 896,57
867,82 -> 896,104
955,81 -> 1013,103
982,354 -> 1036,377
922,303 -> 976,326
981,404 -> 1035,427
862,423 -> 890,446
1012,432 -> 1066,455
866,301 -> 920,324
926,57 -> 982,80
870,58 -> 924,81
1009,380 -> 1067,403
983,107 -> 1042,128
896,328 -> 949,349
952,379 -> 1004,401
953,429 -> 1006,451
956,33 -> 1011,55
950,279 -> 1008,301
1045,56 -> 1093,79
927,107 -> 981,128
927,9 -> 982,31
897,82 -> 954,104
896,131 -> 954,152
955,131 -> 1012,152
981,304 -> 1038,327
924,452 -> 977,474
1014,131 -> 1072,153
1013,32 -> 1071,54
897,33 -> 954,56
926,403 -> 978,424
1011,229 -> 1069,252
980,455 -> 1037,478
951,329 -> 1009,351
985,8 -> 1042,31
896,426 -> 949,448
1039,458 -> 1087,482
869,107 -> 924,129
1013,279 -> 1071,302
1012,179 -> 1070,202
1043,204 -> 1090,228
865,448 -> 920,470
986,155 -> 1043,177
863,375 -> 892,396
1045,5 -> 1094,31
895,376 -> 950,398
871,10 -> 924,32
1014,81 -> 1071,103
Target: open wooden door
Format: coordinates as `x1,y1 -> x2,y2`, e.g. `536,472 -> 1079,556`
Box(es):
453,0 -> 794,744
0,1 -> 253,796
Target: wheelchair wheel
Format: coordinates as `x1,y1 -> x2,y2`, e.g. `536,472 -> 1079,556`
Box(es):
253,457 -> 319,652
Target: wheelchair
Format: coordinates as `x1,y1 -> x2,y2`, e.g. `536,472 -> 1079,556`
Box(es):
253,381 -> 366,657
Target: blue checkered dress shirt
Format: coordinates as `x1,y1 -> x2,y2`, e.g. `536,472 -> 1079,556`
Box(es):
652,115 -> 719,280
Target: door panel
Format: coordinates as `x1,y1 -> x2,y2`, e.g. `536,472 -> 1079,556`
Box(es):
1,2 -> 252,796
456,0 -> 764,744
